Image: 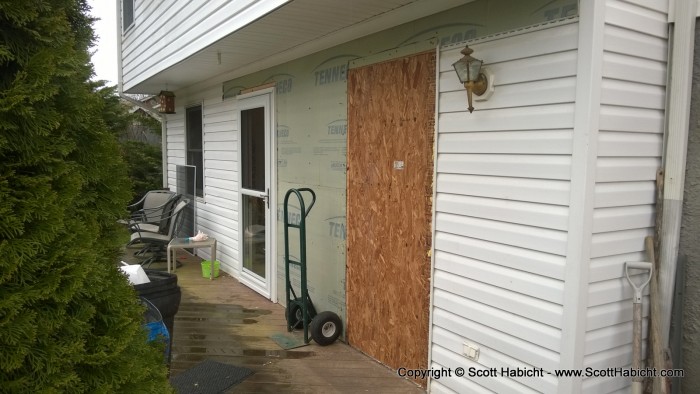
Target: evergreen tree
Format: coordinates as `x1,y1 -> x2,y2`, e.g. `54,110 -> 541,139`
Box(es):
0,1 -> 172,392
94,85 -> 164,204
121,139 -> 164,204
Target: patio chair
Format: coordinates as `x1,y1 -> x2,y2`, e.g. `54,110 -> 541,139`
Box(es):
128,193 -> 182,235
127,194 -> 182,258
128,198 -> 191,267
126,189 -> 176,225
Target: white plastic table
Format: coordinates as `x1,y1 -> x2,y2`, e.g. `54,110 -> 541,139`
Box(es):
167,237 -> 217,279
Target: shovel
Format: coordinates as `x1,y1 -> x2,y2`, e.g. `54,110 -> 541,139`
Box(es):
625,261 -> 653,394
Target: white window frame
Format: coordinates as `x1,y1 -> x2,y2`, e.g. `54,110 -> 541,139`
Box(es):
122,0 -> 134,33
185,104 -> 204,199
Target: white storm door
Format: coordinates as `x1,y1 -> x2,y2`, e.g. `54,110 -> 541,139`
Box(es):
237,90 -> 275,300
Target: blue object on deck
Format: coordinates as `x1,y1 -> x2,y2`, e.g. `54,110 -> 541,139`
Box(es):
141,297 -> 171,363
145,320 -> 169,342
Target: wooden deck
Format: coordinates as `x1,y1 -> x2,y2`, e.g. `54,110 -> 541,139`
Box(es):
138,251 -> 424,393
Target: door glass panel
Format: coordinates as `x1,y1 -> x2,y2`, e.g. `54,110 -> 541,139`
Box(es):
241,107 -> 265,192
242,194 -> 266,278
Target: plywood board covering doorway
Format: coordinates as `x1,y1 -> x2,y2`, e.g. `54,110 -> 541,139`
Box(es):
346,50 -> 435,386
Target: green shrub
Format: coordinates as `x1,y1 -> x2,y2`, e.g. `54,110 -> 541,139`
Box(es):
122,140 -> 163,204
0,1 -> 172,392
94,84 -> 163,204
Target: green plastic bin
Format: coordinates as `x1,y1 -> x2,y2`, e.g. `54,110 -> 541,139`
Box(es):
201,260 -> 220,278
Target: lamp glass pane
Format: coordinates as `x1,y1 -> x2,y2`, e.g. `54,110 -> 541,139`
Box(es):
468,59 -> 483,82
452,60 -> 470,83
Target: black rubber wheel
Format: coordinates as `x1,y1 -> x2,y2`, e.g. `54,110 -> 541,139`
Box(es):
286,302 -> 304,330
310,311 -> 342,346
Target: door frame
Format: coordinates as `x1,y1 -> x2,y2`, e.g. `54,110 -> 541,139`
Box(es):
236,87 -> 277,302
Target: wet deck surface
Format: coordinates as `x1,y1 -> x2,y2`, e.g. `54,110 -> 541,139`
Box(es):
127,249 -> 424,393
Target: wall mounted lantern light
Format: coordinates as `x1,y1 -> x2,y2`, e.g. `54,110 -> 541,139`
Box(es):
158,90 -> 176,114
452,45 -> 489,113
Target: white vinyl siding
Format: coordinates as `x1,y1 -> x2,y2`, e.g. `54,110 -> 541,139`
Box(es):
166,115 -> 185,188
121,0 -> 289,90
582,1 -> 668,393
165,88 -> 240,274
431,22 -> 578,394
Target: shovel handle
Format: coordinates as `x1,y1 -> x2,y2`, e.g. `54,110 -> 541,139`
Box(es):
625,262 -> 653,304
626,262 -> 653,271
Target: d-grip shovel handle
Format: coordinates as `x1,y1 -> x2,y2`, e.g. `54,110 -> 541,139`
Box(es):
624,262 -> 653,304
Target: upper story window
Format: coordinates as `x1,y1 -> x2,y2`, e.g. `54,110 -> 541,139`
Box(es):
122,0 -> 134,32
186,105 -> 204,198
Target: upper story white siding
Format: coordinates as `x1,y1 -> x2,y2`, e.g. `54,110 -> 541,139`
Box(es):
120,0 -> 289,91
118,0 -> 470,93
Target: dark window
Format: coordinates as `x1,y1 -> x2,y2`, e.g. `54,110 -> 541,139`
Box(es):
186,106 -> 204,197
122,0 -> 134,31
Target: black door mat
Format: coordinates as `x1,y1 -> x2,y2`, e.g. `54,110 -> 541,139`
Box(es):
170,359 -> 254,393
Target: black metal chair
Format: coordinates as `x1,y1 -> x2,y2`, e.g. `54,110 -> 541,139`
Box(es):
128,198 -> 190,267
125,189 -> 176,225
128,193 -> 182,235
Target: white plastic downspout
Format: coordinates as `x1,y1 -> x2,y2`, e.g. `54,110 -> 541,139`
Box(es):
659,0 -> 697,346
116,0 -> 123,95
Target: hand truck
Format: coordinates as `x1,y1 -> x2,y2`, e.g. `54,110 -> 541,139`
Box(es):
283,187 -> 342,346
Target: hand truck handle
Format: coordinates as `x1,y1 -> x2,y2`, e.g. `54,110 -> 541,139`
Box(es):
295,188 -> 316,218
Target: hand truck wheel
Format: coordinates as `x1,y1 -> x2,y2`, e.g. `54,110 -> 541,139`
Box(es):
310,311 -> 342,346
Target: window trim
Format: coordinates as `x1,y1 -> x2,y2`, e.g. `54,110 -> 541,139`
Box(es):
122,0 -> 135,33
185,104 -> 204,199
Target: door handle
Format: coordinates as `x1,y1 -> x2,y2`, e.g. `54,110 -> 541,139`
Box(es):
262,188 -> 269,209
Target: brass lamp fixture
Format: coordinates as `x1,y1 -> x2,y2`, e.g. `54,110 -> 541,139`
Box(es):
452,45 -> 488,113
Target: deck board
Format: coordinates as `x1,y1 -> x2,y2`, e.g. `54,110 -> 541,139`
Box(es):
131,250 -> 424,393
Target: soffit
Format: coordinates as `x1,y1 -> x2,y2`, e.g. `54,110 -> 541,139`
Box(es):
125,0 -> 471,93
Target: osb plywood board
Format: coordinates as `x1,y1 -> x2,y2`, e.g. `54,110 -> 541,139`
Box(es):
346,51 -> 435,387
